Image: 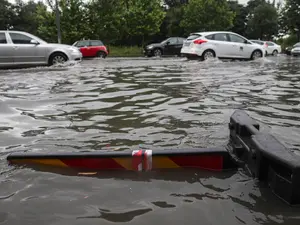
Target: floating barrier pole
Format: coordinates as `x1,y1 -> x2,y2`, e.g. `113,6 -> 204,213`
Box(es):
6,109 -> 300,206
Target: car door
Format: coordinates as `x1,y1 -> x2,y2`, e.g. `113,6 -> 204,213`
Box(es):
266,42 -> 275,54
164,38 -> 178,55
174,38 -> 184,55
208,33 -> 232,58
0,32 -> 14,66
9,32 -> 45,64
90,40 -> 103,56
228,33 -> 252,58
75,40 -> 91,57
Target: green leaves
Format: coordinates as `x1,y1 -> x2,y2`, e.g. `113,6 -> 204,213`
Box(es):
180,0 -> 235,35
246,2 -> 278,39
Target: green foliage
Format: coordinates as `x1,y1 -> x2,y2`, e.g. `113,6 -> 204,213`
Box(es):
0,0 -> 296,47
85,0 -> 124,45
59,0 -> 88,44
246,2 -> 278,39
108,46 -> 142,57
123,0 -> 166,45
0,0 -> 14,29
280,0 -> 300,41
228,1 -> 248,36
180,0 -> 235,35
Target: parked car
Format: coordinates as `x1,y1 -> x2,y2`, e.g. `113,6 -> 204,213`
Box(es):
181,31 -> 265,61
0,30 -> 82,68
143,37 -> 186,57
249,40 -> 281,56
72,40 -> 109,58
291,43 -> 300,56
284,42 -> 300,56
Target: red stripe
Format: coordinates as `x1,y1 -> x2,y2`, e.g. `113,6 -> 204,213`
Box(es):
169,155 -> 223,171
132,150 -> 143,171
61,158 -> 125,170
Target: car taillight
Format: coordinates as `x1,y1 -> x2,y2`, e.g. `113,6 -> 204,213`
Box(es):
193,39 -> 207,44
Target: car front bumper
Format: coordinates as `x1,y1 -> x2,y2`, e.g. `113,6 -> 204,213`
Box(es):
70,52 -> 83,61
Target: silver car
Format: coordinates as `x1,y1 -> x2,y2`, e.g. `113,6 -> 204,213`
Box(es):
0,30 -> 82,68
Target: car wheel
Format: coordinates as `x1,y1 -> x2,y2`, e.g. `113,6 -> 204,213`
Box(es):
272,50 -> 278,56
201,50 -> 215,60
251,50 -> 262,60
49,53 -> 68,66
96,51 -> 107,58
153,48 -> 162,57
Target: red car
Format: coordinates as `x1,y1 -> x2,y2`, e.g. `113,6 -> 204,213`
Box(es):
73,40 -> 109,58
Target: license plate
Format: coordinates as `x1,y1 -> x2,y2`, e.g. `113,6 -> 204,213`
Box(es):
184,42 -> 191,47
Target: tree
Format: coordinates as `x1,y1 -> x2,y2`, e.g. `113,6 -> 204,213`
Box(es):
281,0 -> 300,41
85,0 -> 124,45
35,3 -> 57,42
0,0 -> 15,30
59,0 -> 88,44
180,0 -> 235,35
123,0 -> 166,45
246,2 -> 278,40
45,0 -> 61,43
12,0 -> 45,35
228,1 -> 248,36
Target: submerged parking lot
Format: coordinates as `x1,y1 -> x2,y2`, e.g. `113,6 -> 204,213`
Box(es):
0,55 -> 300,225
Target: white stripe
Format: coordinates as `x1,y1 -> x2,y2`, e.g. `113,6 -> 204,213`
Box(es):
145,150 -> 152,171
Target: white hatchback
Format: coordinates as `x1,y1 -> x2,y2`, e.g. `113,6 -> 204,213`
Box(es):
181,31 -> 265,60
250,40 -> 281,56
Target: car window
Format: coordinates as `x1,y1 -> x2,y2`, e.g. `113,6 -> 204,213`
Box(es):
251,40 -> 263,45
9,33 -> 33,44
229,34 -> 246,43
205,34 -> 213,40
187,34 -> 201,40
0,33 -> 7,44
168,38 -> 177,45
177,38 -> 185,44
267,42 -> 274,46
76,40 -> 90,47
213,33 -> 229,42
90,40 -> 103,46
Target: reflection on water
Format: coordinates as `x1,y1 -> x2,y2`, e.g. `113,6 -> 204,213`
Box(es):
0,55 -> 300,224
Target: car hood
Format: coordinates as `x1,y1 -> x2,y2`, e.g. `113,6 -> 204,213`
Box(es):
292,47 -> 300,51
47,43 -> 76,49
145,43 -> 162,48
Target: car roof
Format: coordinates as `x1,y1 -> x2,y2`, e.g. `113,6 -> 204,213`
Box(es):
189,31 -> 241,36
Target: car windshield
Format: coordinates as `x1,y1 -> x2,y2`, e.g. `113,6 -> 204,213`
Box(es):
294,43 -> 300,47
29,33 -> 47,43
187,34 -> 201,40
251,40 -> 264,45
161,38 -> 170,44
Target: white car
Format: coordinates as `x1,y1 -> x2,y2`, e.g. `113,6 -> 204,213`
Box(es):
291,43 -> 300,56
181,31 -> 265,60
250,40 -> 281,56
0,30 -> 82,68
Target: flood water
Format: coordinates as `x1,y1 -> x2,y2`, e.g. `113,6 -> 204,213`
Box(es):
0,55 -> 300,225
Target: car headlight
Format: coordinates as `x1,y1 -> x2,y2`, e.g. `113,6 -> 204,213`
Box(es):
147,46 -> 153,49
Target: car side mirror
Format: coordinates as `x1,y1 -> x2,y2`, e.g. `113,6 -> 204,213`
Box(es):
30,39 -> 39,45
166,41 -> 170,45
244,40 -> 251,44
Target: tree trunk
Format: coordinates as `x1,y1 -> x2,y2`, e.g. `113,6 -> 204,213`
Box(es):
55,0 -> 61,44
